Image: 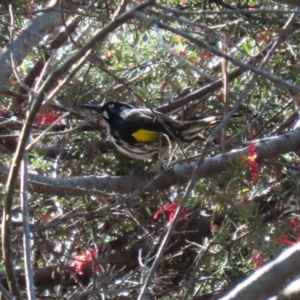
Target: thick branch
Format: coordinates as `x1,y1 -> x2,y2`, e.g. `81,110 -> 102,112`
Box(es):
221,244 -> 300,300
0,1 -> 60,89
0,130 -> 299,197
273,277 -> 300,299
1,1 -> 155,296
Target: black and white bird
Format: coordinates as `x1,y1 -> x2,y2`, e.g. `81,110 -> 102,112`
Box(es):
81,101 -> 243,161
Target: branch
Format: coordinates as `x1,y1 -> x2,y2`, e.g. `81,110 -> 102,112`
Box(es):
0,0 -> 60,89
1,2 -> 61,297
134,12 -> 300,94
272,277 -> 300,299
20,152 -> 36,300
14,17 -> 80,105
0,196 -> 292,294
0,130 -> 299,197
272,0 -> 300,6
157,44 -> 273,113
220,244 -> 300,300
0,266 -> 84,291
1,1 -> 155,296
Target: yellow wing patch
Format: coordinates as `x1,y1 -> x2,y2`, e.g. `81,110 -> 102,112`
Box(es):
132,129 -> 161,142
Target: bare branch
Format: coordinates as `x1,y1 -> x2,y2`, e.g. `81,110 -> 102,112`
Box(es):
134,12 -> 300,94
0,130 -> 299,197
1,1 -> 155,296
21,151 -> 36,300
220,244 -> 300,300
0,282 -> 14,300
0,1 -> 60,89
271,277 -> 300,300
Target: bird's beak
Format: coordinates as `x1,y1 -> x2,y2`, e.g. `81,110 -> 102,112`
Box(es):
80,104 -> 103,114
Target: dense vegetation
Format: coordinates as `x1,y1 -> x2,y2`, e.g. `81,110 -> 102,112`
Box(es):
1,0 -> 300,299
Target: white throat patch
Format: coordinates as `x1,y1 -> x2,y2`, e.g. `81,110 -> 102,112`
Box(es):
103,111 -> 109,119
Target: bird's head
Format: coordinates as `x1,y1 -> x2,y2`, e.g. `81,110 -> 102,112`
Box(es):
81,101 -> 134,121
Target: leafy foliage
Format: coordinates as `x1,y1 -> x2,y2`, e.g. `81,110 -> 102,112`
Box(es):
0,0 -> 300,299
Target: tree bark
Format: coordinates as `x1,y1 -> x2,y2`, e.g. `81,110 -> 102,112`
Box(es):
0,1 -> 60,89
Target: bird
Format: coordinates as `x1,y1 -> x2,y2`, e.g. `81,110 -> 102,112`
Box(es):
81,101 -> 243,161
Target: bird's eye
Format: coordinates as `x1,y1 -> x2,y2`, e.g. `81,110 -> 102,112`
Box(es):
108,104 -> 114,108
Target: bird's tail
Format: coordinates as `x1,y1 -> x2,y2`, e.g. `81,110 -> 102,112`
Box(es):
179,114 -> 245,141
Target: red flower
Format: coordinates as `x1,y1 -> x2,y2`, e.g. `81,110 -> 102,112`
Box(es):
254,220 -> 300,270
160,80 -> 169,90
277,237 -> 296,246
153,203 -> 188,221
71,248 -> 101,275
250,250 -> 264,270
35,111 -> 62,125
277,219 -> 300,246
245,140 -> 259,181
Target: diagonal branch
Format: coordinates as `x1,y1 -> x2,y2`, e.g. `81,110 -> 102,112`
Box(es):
1,1 -> 155,296
157,44 -> 273,113
221,243 -> 300,300
133,12 -> 300,94
0,0 -> 60,89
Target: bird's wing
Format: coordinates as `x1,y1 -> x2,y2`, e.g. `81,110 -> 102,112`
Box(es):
119,109 -> 181,143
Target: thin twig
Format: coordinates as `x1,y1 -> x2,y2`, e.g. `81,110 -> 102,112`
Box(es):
137,11 -> 297,299
1,5 -> 24,299
0,282 -> 14,300
134,11 -> 300,94
21,149 -> 36,299
2,1 -> 155,297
